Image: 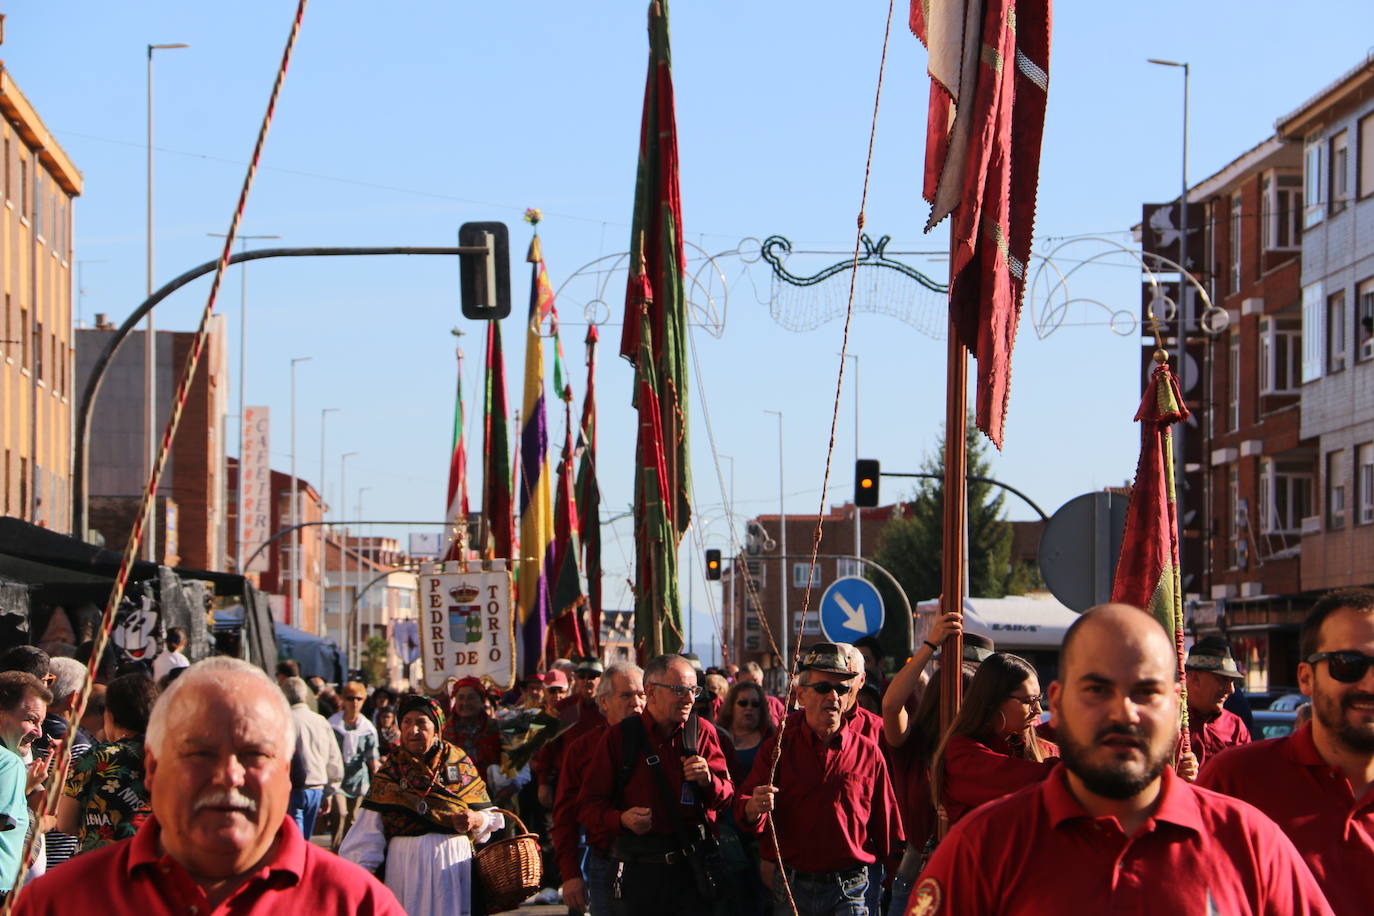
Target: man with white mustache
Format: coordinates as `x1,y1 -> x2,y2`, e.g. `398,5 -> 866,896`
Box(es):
10,657 -> 403,914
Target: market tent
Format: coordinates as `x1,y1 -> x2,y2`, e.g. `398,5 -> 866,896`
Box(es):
272,621 -> 344,684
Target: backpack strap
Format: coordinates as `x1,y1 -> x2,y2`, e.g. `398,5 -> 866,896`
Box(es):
612,715 -> 647,808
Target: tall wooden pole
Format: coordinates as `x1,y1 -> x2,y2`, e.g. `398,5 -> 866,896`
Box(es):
939,319 -> 968,739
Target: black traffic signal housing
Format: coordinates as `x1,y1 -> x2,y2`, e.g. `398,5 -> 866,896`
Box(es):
855,459 -> 880,507
458,221 -> 512,319
705,549 -> 722,580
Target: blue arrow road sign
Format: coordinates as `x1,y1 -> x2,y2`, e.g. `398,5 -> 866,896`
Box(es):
818,576 -> 885,642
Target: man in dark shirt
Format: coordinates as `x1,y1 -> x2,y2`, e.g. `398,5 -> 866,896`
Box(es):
577,654 -> 733,915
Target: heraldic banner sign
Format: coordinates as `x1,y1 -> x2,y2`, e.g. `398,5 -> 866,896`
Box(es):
417,561 -> 516,691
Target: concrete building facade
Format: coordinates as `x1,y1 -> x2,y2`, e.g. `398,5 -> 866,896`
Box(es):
0,66 -> 81,531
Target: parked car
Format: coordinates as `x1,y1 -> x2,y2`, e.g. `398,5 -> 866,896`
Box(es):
1246,691 -> 1307,740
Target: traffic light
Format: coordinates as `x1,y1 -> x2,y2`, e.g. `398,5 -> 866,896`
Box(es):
855,459 -> 880,507
458,221 -> 512,319
705,549 -> 722,580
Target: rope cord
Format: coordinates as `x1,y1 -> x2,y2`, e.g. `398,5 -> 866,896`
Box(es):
2,3 -> 310,907
760,2 -> 895,911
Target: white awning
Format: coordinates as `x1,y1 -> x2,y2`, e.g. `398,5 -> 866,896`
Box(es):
916,594 -> 1080,650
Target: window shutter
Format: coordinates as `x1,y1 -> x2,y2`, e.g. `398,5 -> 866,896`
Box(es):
1302,282 -> 1324,383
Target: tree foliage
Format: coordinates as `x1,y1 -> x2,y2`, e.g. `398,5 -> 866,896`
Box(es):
868,416 -> 1039,658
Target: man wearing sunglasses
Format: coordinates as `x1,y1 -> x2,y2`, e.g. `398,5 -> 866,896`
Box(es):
1199,587 -> 1374,914
739,643 -> 903,915
533,658 -> 607,811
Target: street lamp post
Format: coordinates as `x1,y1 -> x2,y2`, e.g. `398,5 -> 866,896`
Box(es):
144,41 -> 189,563
356,486 -> 372,671
1147,57 -> 1190,509
289,356 -> 311,627
209,232 -> 281,582
318,407 -> 339,635
340,451 -> 357,665
764,410 -> 787,668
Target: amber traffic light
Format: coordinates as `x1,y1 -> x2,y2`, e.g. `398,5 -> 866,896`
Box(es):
705,549 -> 722,580
855,459 -> 880,507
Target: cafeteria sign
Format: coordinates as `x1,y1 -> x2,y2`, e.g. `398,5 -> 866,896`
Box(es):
417,562 -> 515,691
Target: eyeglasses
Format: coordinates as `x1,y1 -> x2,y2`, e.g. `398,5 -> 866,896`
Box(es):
1010,694 -> 1046,709
736,699 -> 761,708
649,682 -> 703,699
576,671 -> 600,680
799,681 -> 852,697
1307,651 -> 1374,684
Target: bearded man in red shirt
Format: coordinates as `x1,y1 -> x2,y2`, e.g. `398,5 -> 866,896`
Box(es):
910,603 -> 1332,916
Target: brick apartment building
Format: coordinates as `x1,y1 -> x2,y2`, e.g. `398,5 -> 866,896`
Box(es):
1278,61 -> 1374,593
75,318 -> 229,570
0,66 -> 81,531
226,458 -> 325,632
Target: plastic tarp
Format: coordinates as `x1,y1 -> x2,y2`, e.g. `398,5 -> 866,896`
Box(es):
272,621 -> 343,683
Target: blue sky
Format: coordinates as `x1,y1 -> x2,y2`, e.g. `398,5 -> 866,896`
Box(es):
7,1 -> 1370,658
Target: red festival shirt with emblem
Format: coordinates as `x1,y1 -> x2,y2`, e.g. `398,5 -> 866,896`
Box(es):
552,723 -> 613,876
909,764 -> 1334,916
10,814 -> 404,916
939,733 -> 1058,824
576,709 -> 733,841
739,716 -> 903,873
1187,706 -> 1250,769
1198,723 -> 1373,915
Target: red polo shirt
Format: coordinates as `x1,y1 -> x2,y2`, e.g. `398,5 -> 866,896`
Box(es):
532,695 -> 605,789
1188,706 -> 1250,769
939,733 -> 1058,824
577,710 -> 733,842
1198,723 -> 1373,915
739,717 -> 903,873
552,723 -> 613,877
11,814 -> 403,915
846,705 -> 884,746
912,764 -> 1333,915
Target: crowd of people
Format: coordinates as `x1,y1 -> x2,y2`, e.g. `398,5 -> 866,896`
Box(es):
0,586 -> 1368,914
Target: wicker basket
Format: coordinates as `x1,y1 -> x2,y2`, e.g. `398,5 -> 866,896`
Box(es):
473,807 -> 543,912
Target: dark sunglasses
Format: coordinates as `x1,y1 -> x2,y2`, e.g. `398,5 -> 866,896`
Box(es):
736,699 -> 761,708
1308,651 -> 1374,684
576,671 -> 600,680
800,681 -> 852,697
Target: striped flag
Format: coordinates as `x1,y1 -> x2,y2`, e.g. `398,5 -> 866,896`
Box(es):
550,395 -> 587,658
576,325 -> 602,655
443,349 -> 470,561
518,234 -> 556,672
1111,359 -> 1191,750
481,322 -> 515,563
622,0 -> 691,657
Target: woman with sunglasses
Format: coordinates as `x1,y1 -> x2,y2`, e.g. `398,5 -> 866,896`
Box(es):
930,652 -> 1059,825
718,681 -> 775,783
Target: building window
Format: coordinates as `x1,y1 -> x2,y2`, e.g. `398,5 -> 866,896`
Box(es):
1259,317 -> 1300,396
791,562 -> 821,589
1328,290 -> 1347,373
836,557 -> 862,579
1228,332 -> 1240,431
1261,171 -> 1302,251
1330,130 -> 1350,215
33,171 -> 42,241
1358,444 -> 1374,526
1229,191 -> 1242,294
33,321 -> 42,384
1228,467 -> 1245,569
18,304 -> 28,371
1328,450 -> 1347,531
1361,113 -> 1374,200
1359,277 -> 1374,362
1259,460 -> 1312,534
17,154 -> 26,220
1304,139 -> 1326,228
